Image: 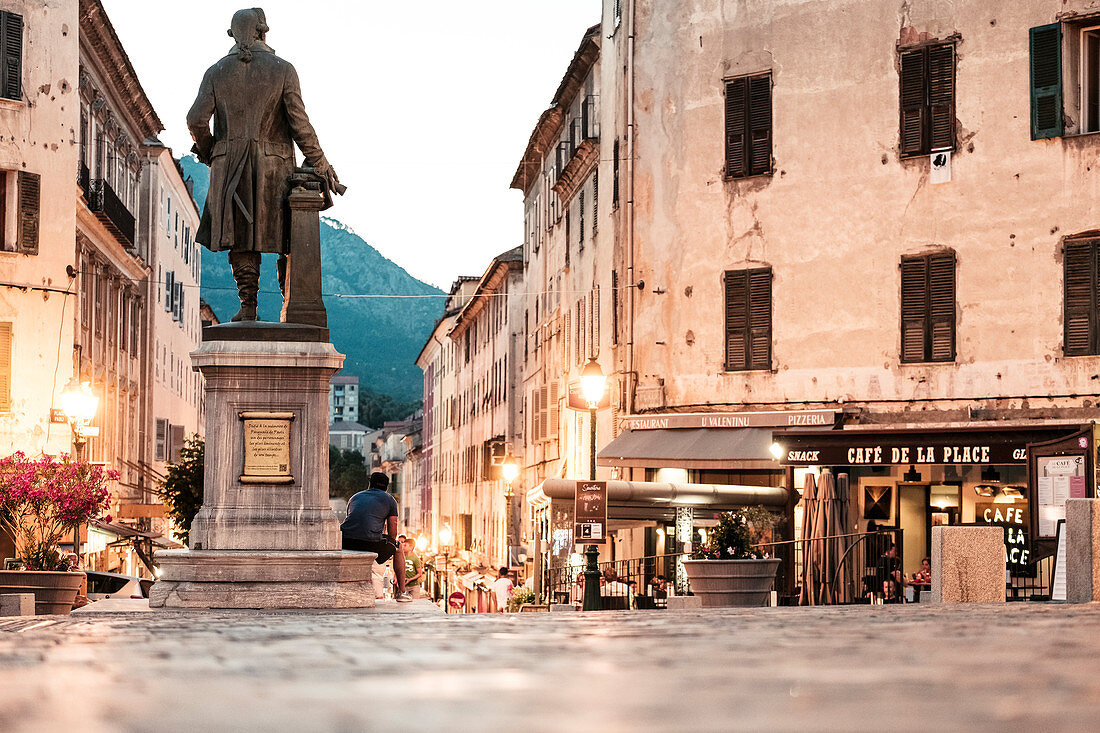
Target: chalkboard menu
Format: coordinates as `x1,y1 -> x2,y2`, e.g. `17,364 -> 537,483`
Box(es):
574,480 -> 607,545
975,502 -> 1030,571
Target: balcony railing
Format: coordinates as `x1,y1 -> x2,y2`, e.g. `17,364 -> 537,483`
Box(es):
77,161 -> 91,201
87,177 -> 135,247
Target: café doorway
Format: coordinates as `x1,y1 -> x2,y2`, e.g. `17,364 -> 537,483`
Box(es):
895,480 -> 964,578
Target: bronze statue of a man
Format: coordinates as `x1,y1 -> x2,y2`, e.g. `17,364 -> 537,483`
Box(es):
187,8 -> 343,322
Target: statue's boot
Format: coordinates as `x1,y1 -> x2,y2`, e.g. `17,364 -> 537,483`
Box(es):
228,251 -> 260,322
276,254 -> 288,298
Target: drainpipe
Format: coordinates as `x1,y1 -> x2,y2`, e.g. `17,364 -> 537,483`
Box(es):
625,0 -> 637,419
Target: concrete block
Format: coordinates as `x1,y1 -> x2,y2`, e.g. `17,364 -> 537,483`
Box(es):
0,593 -> 35,616
931,526 -> 1005,603
666,596 -> 702,610
1066,499 -> 1100,603
550,603 -> 578,612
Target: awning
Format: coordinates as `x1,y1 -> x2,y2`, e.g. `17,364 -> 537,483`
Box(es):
597,427 -> 776,469
526,478 -> 788,509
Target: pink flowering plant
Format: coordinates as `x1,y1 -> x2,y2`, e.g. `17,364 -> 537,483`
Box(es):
0,452 -> 114,571
691,506 -> 781,560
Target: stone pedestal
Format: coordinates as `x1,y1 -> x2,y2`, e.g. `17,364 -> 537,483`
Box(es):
1066,499 -> 1100,603
0,593 -> 34,616
150,335 -> 373,609
930,526 -> 1005,603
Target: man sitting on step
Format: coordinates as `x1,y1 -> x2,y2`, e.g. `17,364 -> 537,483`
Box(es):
340,472 -> 412,602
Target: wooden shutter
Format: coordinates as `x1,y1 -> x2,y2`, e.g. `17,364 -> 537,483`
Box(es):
0,322 -> 10,411
725,270 -> 749,370
612,138 -> 620,208
928,252 -> 956,361
564,310 -> 571,365
1064,240 -> 1096,356
900,49 -> 927,156
725,78 -> 747,178
748,74 -> 772,175
155,418 -> 168,461
548,381 -> 560,439
591,285 -> 600,358
900,256 -> 929,362
592,168 -> 598,233
1030,23 -> 1063,140
928,44 -> 955,151
747,269 -> 772,369
17,171 -> 38,254
611,271 -> 619,345
1,11 -> 22,101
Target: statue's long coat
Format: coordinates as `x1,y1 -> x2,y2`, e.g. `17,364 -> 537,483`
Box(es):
187,48 -> 325,253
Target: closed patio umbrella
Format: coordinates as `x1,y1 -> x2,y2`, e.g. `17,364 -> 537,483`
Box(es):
814,469 -> 839,605
835,472 -> 853,603
798,473 -> 818,606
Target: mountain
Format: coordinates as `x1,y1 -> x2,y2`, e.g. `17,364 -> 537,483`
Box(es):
180,156 -> 443,403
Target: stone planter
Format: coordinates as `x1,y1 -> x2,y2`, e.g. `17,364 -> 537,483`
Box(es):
682,559 -> 781,607
0,570 -> 85,615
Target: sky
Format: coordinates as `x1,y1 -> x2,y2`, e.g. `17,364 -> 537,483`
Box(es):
102,0 -> 597,291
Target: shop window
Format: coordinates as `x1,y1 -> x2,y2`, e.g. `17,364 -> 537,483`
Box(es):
900,252 -> 956,363
723,267 -> 772,371
724,72 -> 772,178
1063,237 -> 1100,356
899,43 -> 956,156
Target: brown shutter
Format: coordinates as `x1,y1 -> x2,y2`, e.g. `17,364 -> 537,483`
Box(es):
748,74 -> 772,176
928,252 -> 956,361
900,50 -> 926,156
1064,240 -> 1095,356
724,270 -> 749,370
548,380 -> 560,438
17,170 -> 38,255
1,11 -> 22,101
591,285 -> 600,358
0,321 -> 10,411
611,271 -> 619,345
725,78 -> 747,178
900,256 -> 929,362
748,268 -> 772,369
928,44 -> 955,151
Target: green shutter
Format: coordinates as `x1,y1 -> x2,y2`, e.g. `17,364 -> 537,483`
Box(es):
1030,23 -> 1063,140
17,170 -> 38,255
0,11 -> 22,102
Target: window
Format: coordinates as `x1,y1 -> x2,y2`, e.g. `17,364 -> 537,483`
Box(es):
2,170 -> 39,255
592,168 -> 598,235
724,73 -> 772,178
612,138 -> 620,209
578,189 -> 585,250
154,418 -> 168,461
900,252 -> 956,363
724,268 -> 771,370
0,11 -> 22,102
1063,238 -> 1100,355
0,321 -> 10,411
899,43 -> 955,156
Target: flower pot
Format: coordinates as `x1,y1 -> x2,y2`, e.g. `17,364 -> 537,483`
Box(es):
682,559 -> 781,608
0,570 -> 85,615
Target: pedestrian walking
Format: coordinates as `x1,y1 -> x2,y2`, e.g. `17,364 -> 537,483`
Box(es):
401,537 -> 423,598
492,566 -> 514,612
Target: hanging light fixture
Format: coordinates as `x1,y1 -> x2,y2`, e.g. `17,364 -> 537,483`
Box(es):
903,464 -> 922,482
980,466 -> 1001,483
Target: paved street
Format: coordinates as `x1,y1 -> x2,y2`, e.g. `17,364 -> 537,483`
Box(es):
1,602 -> 1099,732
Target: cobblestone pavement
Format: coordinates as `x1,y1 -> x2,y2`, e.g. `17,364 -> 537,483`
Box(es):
2,602 -> 1099,732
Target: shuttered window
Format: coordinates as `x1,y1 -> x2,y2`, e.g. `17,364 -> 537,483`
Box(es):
724,73 -> 772,179
899,43 -> 956,157
0,321 -> 10,411
0,11 -> 22,102
724,268 -> 771,371
612,138 -> 620,209
900,252 -> 956,363
1030,23 -> 1063,139
17,171 -> 38,254
1063,238 -> 1100,356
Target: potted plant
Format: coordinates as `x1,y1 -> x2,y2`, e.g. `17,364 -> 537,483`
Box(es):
0,452 -> 113,614
682,506 -> 782,607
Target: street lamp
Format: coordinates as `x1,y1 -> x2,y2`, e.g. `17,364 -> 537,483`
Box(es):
438,523 -> 453,611
60,378 -> 99,461
579,358 -> 607,612
501,456 -> 519,566
415,535 -> 428,553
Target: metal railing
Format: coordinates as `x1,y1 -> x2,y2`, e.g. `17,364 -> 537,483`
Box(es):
755,529 -> 906,605
87,178 -> 135,247
547,553 -> 688,609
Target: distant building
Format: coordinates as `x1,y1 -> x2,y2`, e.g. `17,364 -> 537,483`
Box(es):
328,420 -> 372,454
328,374 -> 359,423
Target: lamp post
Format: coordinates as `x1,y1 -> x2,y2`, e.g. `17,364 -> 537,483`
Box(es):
438,523 -> 453,612
501,456 -> 519,566
59,377 -> 99,559
579,358 -> 607,612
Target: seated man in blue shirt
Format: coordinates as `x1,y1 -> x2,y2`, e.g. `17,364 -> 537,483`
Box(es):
340,472 -> 411,602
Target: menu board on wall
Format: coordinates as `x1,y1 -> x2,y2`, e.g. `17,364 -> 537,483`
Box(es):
1036,455 -> 1086,537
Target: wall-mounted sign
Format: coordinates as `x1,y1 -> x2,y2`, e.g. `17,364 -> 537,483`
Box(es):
574,480 -> 607,545
620,409 -> 836,431
567,381 -> 611,410
975,501 -> 1031,571
779,428 -> 1080,467
239,411 -> 295,484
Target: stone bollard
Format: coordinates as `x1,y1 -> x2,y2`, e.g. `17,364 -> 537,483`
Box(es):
1066,499 -> 1100,602
931,526 -> 1005,603
0,593 -> 35,616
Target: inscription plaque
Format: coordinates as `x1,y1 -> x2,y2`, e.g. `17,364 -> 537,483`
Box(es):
239,411 -> 295,484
